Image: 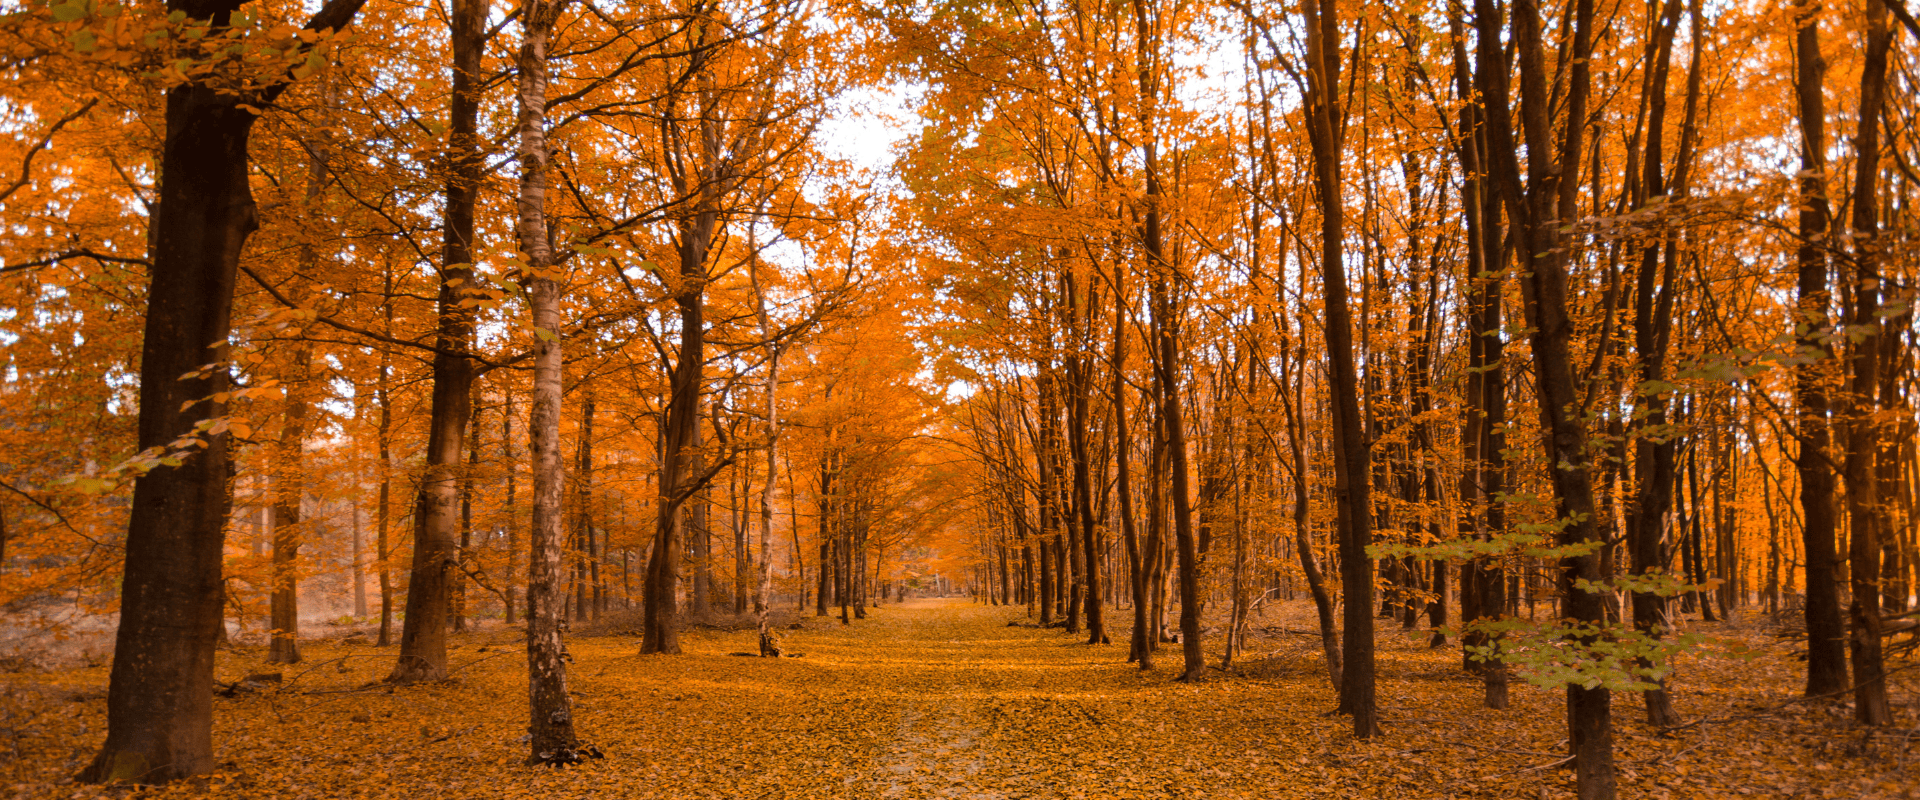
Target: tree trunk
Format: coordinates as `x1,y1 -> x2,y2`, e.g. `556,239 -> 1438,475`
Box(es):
1623,0 -> 1687,726
1790,0 -> 1848,698
377,335 -> 395,647
751,241 -> 783,655
80,0 -> 366,782
575,397 -> 597,624
1842,1 -> 1895,726
1477,0 -> 1614,788
1447,0 -> 1509,707
503,394 -> 519,625
389,0 -> 486,684
517,0 -> 589,762
454,390 -> 481,632
353,503 -> 368,618
269,344 -> 309,665
1302,0 -> 1377,736
1113,263 -> 1151,667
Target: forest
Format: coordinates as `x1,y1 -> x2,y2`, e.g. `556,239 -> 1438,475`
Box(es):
0,0 -> 1916,797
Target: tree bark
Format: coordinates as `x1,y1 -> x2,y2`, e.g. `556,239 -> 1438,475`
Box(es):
1478,0 -> 1614,788
1790,0 -> 1849,699
389,0 -> 486,684
80,0 -> 366,782
517,0 -> 589,763
377,327 -> 395,646
268,344 -> 309,665
1301,0 -> 1378,736
1623,0 -> 1688,727
750,240 -> 783,655
1842,1 -> 1895,727
503,394 -> 519,625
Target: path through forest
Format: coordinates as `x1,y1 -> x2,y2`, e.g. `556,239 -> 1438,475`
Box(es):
5,598 -> 1912,798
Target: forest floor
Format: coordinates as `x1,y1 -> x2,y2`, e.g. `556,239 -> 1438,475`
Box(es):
3,597 -> 1918,798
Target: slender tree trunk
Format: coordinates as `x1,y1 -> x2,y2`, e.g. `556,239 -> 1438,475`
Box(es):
1448,0 -> 1508,707
1113,265 -> 1151,667
377,338 -> 395,647
1284,308 -> 1341,688
454,390 -> 481,632
1302,0 -> 1377,735
1843,2 -> 1895,726
1790,0 -> 1848,697
1478,0 -> 1614,788
735,455 -> 750,615
353,503 -> 368,618
268,344 -> 309,665
642,35 -> 725,654
503,394 -> 519,625
1623,0 -> 1687,726
575,397 -> 596,624
752,248 -> 783,655
1146,176 -> 1205,682
518,0 -> 588,762
1071,316 -> 1106,643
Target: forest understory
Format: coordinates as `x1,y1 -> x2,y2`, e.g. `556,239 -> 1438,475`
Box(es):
4,598 -> 1915,799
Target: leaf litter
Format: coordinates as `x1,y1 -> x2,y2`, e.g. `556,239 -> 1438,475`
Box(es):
2,598 -> 1916,798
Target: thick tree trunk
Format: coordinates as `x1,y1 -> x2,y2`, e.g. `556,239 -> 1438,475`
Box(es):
80,0 -> 365,782
390,0 -> 486,684
79,86 -> 253,787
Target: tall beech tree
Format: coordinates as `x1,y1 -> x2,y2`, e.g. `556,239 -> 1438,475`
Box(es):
1299,0 -> 1379,737
1790,0 -> 1847,700
79,0 -> 368,783
1474,0 -> 1616,791
516,0 -> 591,764
1841,0 -> 1895,727
389,0 -> 488,685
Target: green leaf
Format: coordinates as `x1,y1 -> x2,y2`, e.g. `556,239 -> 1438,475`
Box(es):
51,0 -> 87,22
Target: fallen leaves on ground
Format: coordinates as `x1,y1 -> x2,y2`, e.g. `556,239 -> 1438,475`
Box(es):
3,599 -> 1916,798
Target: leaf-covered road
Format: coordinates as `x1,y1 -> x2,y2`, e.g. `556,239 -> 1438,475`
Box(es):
8,598 -> 1910,798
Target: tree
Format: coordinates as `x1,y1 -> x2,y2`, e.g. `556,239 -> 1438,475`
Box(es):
79,0 -> 368,782
388,0 -> 488,685
515,0 -> 592,764
1299,0 -> 1379,737
1790,0 -> 1847,700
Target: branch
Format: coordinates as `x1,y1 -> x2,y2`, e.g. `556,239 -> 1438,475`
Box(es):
1887,0 -> 1920,39
0,98 -> 97,207
0,247 -> 149,276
